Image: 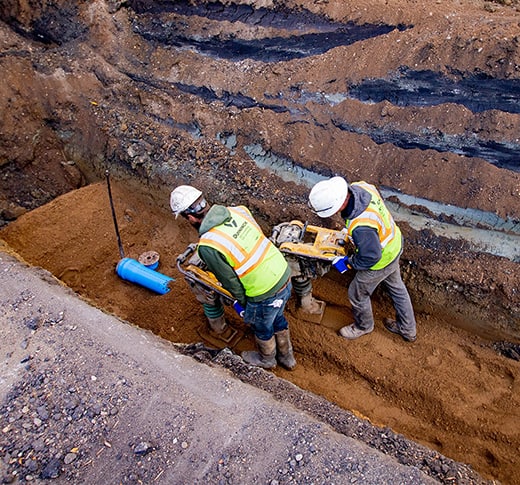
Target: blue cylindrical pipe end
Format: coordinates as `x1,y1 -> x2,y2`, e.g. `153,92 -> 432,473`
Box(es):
116,258 -> 173,295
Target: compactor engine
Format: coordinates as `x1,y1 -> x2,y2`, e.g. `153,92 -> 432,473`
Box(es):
270,220 -> 349,323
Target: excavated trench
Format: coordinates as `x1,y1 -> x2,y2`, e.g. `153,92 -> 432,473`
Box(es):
3,168 -> 520,485
1,0 -> 520,483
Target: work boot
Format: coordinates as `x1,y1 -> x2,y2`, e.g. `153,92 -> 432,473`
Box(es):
207,314 -> 228,334
275,329 -> 296,370
384,318 -> 417,342
242,336 -> 277,369
338,324 -> 372,340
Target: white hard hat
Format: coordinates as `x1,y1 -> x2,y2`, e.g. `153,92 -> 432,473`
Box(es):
308,176 -> 349,218
170,185 -> 203,218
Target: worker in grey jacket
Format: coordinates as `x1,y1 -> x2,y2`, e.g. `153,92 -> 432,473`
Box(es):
170,185 -> 296,370
308,176 -> 417,342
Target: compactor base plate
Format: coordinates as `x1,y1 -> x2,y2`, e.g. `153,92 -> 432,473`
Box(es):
291,300 -> 326,324
197,324 -> 243,349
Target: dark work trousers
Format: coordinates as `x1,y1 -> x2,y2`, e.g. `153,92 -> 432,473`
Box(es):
348,254 -> 417,339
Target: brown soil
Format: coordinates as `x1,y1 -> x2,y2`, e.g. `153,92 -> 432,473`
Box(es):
1,179 -> 519,484
1,0 -> 520,484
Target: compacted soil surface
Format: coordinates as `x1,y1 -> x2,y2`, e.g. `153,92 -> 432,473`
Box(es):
0,0 -> 520,484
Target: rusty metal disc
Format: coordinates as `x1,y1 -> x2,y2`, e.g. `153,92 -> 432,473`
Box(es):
138,250 -> 160,269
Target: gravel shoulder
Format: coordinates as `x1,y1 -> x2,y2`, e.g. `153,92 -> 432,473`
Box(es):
0,248 -> 486,484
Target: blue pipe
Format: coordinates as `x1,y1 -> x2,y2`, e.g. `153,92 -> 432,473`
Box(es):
116,258 -> 174,295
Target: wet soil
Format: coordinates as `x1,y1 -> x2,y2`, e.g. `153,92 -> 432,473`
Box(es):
1,0 -> 520,484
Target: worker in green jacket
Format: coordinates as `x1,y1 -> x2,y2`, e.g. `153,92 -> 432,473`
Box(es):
170,185 -> 296,370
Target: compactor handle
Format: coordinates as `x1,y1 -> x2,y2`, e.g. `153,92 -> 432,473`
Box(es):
176,243 -> 197,265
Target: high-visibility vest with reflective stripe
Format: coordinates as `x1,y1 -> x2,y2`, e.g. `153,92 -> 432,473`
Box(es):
198,206 -> 288,297
345,182 -> 402,270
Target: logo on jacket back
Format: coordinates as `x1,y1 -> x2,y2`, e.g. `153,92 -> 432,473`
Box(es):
232,221 -> 248,239
224,216 -> 253,240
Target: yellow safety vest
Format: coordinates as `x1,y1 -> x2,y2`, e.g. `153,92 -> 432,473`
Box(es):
345,182 -> 402,270
198,206 -> 288,297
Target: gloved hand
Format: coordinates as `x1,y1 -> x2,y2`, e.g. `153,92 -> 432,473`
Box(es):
233,300 -> 245,318
332,255 -> 350,274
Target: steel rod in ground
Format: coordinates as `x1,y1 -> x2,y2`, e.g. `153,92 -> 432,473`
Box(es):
105,170 -> 125,259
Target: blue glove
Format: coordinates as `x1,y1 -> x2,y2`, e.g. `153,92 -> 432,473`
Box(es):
233,300 -> 245,318
332,256 -> 350,274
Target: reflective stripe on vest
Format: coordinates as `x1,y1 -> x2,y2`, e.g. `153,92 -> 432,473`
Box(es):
346,182 -> 402,270
198,206 -> 288,296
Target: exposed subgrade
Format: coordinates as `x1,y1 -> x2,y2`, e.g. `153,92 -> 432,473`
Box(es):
2,3 -> 86,45
124,69 -> 520,172
128,0 -> 405,38
349,68 -> 520,115
125,2 -> 520,171
238,141 -> 520,263
331,119 -> 520,172
5,0 -> 520,171
283,76 -> 520,171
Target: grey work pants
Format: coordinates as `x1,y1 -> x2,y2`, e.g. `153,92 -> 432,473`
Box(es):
348,255 -> 416,338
